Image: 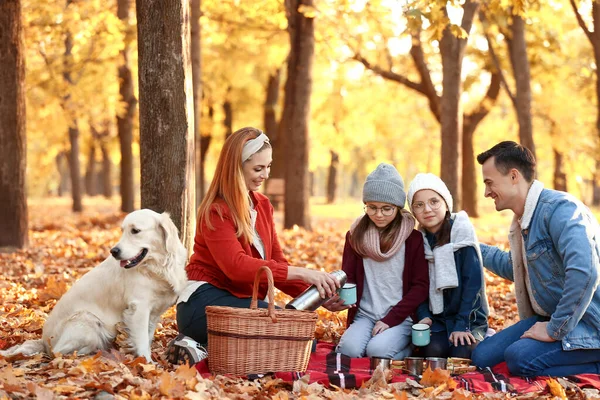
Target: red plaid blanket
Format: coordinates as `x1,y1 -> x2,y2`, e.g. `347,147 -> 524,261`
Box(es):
194,342 -> 600,393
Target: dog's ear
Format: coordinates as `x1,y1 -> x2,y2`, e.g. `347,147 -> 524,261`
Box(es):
159,212 -> 182,255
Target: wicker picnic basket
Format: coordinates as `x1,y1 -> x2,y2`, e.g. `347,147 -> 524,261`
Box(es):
206,266 -> 318,375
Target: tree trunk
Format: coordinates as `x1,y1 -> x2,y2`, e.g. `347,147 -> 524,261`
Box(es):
117,0 -> 137,213
199,103 -> 213,199
191,0 -> 203,206
223,92 -> 233,139
56,151 -> 70,196
272,60 -> 292,181
264,69 -> 281,141
100,141 -> 113,198
553,149 -> 567,192
85,142 -> 97,196
282,0 -> 314,230
507,14 -> 535,157
264,69 -> 281,197
439,30 -> 463,211
326,150 -> 339,204
594,42 -> 600,205
437,1 -> 479,212
137,0 -> 195,250
461,71 -> 501,217
63,19 -> 83,212
461,121 -> 477,217
0,0 -> 28,249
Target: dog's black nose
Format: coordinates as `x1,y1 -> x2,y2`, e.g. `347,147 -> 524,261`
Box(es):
110,247 -> 121,258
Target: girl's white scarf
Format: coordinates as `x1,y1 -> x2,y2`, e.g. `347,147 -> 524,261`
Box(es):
422,211 -> 487,314
350,209 -> 415,261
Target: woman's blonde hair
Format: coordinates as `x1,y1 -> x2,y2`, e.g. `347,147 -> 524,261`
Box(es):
198,127 -> 271,243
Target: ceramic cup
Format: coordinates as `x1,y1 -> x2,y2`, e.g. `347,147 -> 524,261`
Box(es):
411,323 -> 431,346
339,283 -> 357,305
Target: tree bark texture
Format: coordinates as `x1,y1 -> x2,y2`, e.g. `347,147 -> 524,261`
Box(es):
191,0 -> 203,206
85,142 -> 97,196
198,103 -> 213,199
507,14 -> 535,158
326,150 -> 339,204
0,0 -> 28,249
100,141 -> 113,198
137,0 -> 195,251
461,71 -> 501,217
117,0 -> 137,212
282,0 -> 315,230
264,69 -> 281,196
63,17 -> 83,213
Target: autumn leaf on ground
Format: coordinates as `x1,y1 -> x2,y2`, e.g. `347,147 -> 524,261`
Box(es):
420,366 -> 457,389
547,378 -> 567,399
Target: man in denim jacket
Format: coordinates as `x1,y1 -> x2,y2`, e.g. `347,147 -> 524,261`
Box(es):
471,141 -> 600,377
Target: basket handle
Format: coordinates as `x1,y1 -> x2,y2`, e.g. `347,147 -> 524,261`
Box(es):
250,266 -> 277,323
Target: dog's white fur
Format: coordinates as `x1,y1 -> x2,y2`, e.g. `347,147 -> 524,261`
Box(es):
0,209 -> 188,361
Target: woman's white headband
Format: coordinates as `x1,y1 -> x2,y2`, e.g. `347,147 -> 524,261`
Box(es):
241,132 -> 270,162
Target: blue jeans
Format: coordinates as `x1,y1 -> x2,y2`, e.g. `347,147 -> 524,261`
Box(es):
472,316 -> 600,377
419,330 -> 478,359
336,313 -> 412,359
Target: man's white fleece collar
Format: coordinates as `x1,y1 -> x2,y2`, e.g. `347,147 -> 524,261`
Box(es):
520,180 -> 544,230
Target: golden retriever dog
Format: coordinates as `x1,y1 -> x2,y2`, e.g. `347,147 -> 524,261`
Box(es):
0,209 -> 188,362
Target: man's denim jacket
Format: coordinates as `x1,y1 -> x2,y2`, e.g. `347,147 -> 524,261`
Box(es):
480,188 -> 600,350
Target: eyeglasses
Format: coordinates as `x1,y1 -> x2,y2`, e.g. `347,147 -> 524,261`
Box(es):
364,205 -> 397,217
411,198 -> 443,214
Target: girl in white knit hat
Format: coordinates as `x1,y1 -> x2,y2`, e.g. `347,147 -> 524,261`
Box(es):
407,173 -> 489,359
333,163 -> 429,360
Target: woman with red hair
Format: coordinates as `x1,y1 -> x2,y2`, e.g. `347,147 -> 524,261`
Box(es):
167,127 -> 339,364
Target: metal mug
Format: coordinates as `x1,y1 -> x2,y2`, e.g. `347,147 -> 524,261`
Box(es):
370,357 -> 392,371
425,357 -> 447,371
404,357 -> 424,375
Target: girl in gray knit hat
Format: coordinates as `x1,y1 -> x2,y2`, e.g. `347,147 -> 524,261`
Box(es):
332,163 -> 429,360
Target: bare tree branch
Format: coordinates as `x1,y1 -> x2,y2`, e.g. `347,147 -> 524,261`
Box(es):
408,30 -> 441,122
464,70 -> 501,128
570,0 -> 594,43
352,53 -> 424,94
485,31 -> 516,107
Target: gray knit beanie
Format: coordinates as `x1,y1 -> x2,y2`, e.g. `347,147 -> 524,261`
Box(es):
362,163 -> 406,208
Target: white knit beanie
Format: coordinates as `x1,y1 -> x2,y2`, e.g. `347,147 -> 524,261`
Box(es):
407,173 -> 453,213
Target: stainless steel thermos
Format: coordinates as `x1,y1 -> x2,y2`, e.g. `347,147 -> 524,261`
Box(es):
285,270 -> 347,311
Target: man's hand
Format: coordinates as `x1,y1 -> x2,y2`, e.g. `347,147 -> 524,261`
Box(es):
418,317 -> 433,326
372,321 -> 389,336
521,321 -> 556,342
322,295 -> 354,312
449,331 -> 476,347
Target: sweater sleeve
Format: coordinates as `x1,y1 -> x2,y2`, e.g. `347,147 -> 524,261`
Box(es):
452,246 -> 484,332
381,231 -> 430,327
342,231 -> 359,285
202,207 -> 290,284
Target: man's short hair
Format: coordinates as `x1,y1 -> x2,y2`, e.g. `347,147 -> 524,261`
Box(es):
476,141 -> 536,182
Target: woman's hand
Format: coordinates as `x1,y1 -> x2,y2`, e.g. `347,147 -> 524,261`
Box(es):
418,317 -> 433,326
449,331 -> 476,347
288,267 -> 339,298
521,321 -> 555,342
372,321 -> 389,336
322,294 -> 354,312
